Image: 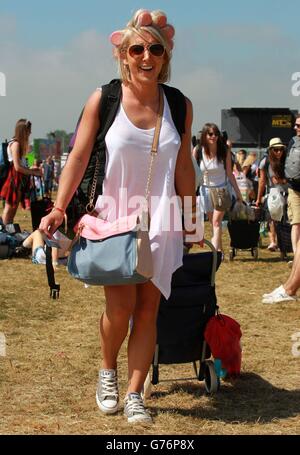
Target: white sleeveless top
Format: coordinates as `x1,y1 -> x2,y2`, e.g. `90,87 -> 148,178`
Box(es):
200,151 -> 226,186
95,92 -> 183,298
7,140 -> 27,166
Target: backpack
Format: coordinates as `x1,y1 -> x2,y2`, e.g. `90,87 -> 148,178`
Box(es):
0,140 -> 9,191
284,136 -> 300,190
46,79 -> 187,298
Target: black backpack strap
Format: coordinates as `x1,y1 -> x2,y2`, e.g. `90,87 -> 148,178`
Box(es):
97,79 -> 122,140
45,245 -> 60,299
161,84 -> 186,138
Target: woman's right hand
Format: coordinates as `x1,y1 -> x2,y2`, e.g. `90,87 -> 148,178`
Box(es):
39,209 -> 65,238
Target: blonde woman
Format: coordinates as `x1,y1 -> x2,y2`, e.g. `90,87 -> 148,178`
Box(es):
40,9 -> 198,423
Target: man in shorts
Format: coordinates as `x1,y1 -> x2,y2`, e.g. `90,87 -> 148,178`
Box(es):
287,114 -> 300,254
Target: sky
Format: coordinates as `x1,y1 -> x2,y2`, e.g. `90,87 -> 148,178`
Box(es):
0,0 -> 299,140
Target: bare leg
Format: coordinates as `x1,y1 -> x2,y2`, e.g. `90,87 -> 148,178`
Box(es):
284,240 -> 300,295
207,211 -> 213,245
211,209 -> 225,251
100,284 -> 136,370
127,280 -> 161,394
2,202 -> 18,225
268,220 -> 277,247
23,230 -> 44,251
291,224 -> 300,254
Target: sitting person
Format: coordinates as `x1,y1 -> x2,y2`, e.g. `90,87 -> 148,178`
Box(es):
19,229 -> 71,269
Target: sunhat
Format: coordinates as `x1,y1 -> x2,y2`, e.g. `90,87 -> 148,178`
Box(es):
268,137 -> 286,149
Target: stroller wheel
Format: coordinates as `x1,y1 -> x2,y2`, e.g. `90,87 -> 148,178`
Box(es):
204,360 -> 220,394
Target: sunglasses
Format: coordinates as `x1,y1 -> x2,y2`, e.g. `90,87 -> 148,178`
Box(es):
272,147 -> 284,152
295,123 -> 300,128
207,132 -> 219,137
128,43 -> 165,58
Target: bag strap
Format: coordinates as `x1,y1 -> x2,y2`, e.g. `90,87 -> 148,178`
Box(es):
144,88 -> 164,204
45,245 -> 60,299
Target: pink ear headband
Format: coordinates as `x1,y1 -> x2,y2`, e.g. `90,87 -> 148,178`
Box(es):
110,10 -> 175,50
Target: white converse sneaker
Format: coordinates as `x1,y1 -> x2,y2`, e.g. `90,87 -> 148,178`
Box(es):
124,392 -> 152,424
262,287 -> 297,304
263,285 -> 284,299
96,369 -> 119,414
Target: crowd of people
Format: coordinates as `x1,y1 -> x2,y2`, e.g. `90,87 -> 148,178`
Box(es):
1,7 -> 299,425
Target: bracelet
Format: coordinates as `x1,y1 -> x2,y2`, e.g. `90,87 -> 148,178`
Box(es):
52,206 -> 65,215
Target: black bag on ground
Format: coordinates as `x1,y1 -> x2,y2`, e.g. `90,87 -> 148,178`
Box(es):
0,227 -> 29,259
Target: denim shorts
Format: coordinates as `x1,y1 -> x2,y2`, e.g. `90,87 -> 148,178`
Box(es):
200,183 -> 229,213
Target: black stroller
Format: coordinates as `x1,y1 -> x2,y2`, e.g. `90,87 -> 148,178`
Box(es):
227,203 -> 261,261
228,219 -> 260,260
143,240 -> 222,398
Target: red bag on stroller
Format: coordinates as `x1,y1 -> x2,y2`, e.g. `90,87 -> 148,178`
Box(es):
204,313 -> 242,377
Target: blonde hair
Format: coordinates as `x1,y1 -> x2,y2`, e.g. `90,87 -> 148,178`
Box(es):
236,150 -> 247,167
243,154 -> 257,168
114,10 -> 172,84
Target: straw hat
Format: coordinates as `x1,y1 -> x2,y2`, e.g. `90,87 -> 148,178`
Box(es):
268,137 -> 286,149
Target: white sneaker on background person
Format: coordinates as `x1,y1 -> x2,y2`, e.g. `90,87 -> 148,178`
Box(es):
262,287 -> 298,304
263,285 -> 284,299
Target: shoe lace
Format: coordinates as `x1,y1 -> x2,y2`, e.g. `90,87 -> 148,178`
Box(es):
100,375 -> 118,399
125,395 -> 148,416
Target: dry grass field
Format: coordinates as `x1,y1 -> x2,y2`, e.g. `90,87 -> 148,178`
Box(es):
0,206 -> 300,435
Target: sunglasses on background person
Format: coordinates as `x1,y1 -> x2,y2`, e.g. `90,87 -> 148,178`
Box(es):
207,132 -> 219,137
272,147 -> 285,152
128,43 -> 165,58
